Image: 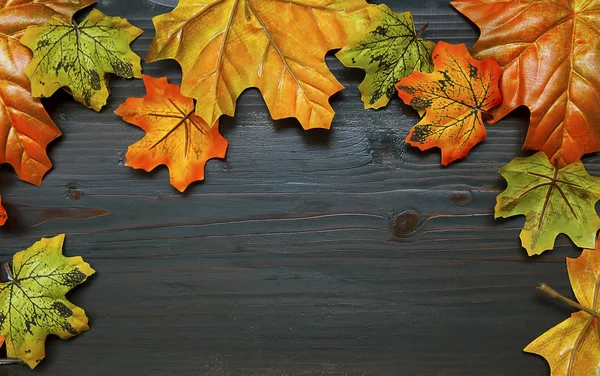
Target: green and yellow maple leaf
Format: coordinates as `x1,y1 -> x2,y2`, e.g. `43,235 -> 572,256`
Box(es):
495,152 -> 600,256
20,9 -> 143,111
0,234 -> 95,368
336,4 -> 434,109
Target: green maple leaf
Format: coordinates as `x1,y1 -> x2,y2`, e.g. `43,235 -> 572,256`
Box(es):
336,4 -> 434,109
495,152 -> 600,256
0,234 -> 95,368
20,9 -> 143,111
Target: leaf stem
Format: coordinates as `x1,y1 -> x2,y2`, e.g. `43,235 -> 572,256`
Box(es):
3,263 -> 13,282
538,283 -> 600,318
416,23 -> 429,38
0,358 -> 24,365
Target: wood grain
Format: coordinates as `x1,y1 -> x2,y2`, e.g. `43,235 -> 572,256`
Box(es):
0,0 -> 594,374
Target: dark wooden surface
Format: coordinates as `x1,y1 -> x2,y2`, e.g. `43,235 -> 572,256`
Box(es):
0,0 -> 593,374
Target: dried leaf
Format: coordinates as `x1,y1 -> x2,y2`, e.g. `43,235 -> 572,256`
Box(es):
21,9 -> 143,111
525,244 -> 600,375
115,75 -> 228,192
495,152 -> 600,256
452,0 -> 600,167
395,42 -> 501,165
336,4 -> 434,109
146,0 -> 378,130
0,195 -> 6,226
0,234 -> 95,368
0,0 -> 94,185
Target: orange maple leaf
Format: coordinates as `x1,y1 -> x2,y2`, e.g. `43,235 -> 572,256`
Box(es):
395,42 -> 502,165
115,75 -> 228,192
0,0 -> 95,185
0,195 -> 6,226
452,0 -> 600,167
146,0 -> 378,130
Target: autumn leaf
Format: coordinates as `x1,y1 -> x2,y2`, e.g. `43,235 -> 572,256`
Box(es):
21,9 -> 143,111
0,0 -> 96,39
146,0 -> 378,130
395,42 -> 501,165
336,4 -> 434,109
525,244 -> 600,375
495,152 -> 600,256
0,195 -> 6,226
115,75 -> 228,192
0,36 -> 60,185
0,234 -> 95,368
0,1 -> 95,185
452,0 -> 600,167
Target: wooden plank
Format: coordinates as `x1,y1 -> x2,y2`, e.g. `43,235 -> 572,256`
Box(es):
0,0 -> 591,374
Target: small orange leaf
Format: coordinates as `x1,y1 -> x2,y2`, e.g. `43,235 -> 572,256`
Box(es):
525,242 -> 600,375
395,42 -> 502,165
0,195 -> 6,226
115,75 -> 228,192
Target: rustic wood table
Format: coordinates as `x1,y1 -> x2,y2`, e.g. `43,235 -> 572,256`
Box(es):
0,0 -> 587,374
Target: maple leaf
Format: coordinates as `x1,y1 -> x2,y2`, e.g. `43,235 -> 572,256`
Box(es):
0,195 -> 6,226
0,0 -> 96,39
0,36 -> 60,185
20,9 -> 143,111
146,0 -> 378,130
336,4 -> 435,109
495,152 -> 600,256
0,234 -> 95,368
395,42 -> 501,165
452,0 -> 600,167
115,75 -> 228,192
0,0 -> 95,185
525,245 -> 600,375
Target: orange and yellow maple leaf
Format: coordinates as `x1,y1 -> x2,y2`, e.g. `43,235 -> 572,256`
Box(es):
146,0 -> 378,130
0,0 -> 94,185
115,75 -> 228,192
395,42 -> 502,165
452,0 -> 600,167
525,242 -> 600,375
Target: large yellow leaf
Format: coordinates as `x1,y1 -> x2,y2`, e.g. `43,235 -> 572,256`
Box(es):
20,9 -> 143,111
525,244 -> 600,375
0,234 -> 95,368
146,0 -> 378,130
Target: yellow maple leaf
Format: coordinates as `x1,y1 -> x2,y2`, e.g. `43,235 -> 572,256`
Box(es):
146,0 -> 378,130
525,242 -> 600,375
0,234 -> 95,368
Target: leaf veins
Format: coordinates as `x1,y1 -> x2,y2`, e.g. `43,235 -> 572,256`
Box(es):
115,75 -> 228,192
20,9 -> 142,111
337,4 -> 435,109
395,42 -> 502,165
495,152 -> 600,256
